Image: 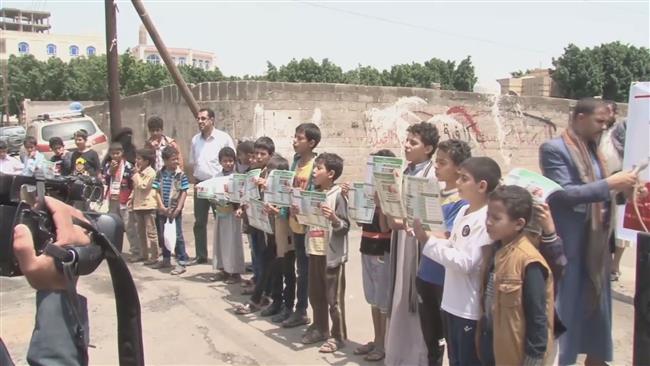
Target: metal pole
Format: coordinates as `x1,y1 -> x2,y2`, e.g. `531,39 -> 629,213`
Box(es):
105,0 -> 122,135
131,0 -> 200,116
2,59 -> 8,126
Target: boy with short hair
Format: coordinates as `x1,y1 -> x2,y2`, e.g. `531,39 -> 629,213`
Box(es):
70,129 -> 100,177
211,146 -> 245,282
417,139 -> 471,366
478,185 -> 555,366
21,136 -> 45,176
147,116 -> 183,171
129,148 -> 159,265
385,121 -> 439,366
413,156 -> 502,366
0,140 -> 23,175
298,152 -> 349,353
283,122 -> 321,328
152,145 -> 191,274
236,140 -> 255,173
49,137 -> 71,176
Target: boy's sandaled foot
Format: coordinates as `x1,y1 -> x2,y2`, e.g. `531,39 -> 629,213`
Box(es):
364,349 -> 385,362
170,265 -> 186,275
211,271 -> 228,282
301,329 -> 328,345
234,302 -> 261,315
319,338 -> 344,353
353,342 -> 375,355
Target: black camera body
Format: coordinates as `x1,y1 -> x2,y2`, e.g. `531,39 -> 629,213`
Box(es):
0,173 -> 123,277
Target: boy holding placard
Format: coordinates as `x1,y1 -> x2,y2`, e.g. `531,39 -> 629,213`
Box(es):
211,147 -> 244,283
416,139 -> 471,366
297,153 -> 349,353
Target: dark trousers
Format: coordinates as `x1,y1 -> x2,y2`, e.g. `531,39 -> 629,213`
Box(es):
192,191 -> 210,260
250,235 -> 276,304
288,233 -> 309,313
416,278 -> 446,366
308,255 -> 347,340
249,229 -> 266,283
271,250 -> 296,309
445,311 -> 481,366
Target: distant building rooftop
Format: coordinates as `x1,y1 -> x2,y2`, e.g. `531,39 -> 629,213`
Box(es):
0,7 -> 51,33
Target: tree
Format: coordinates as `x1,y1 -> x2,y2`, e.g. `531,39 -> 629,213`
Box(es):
453,56 -> 477,92
552,42 -> 650,101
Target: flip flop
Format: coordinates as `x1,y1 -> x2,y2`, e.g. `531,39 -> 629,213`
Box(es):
354,342 -> 375,355
319,338 -> 344,353
301,329 -> 328,345
234,302 -> 261,315
364,349 -> 385,362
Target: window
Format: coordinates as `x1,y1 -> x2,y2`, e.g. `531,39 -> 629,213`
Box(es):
146,54 -> 161,64
172,56 -> 176,64
69,45 -> 79,57
192,59 -> 197,67
86,46 -> 96,56
178,57 -> 186,65
204,61 -> 210,69
41,119 -> 97,142
46,43 -> 57,56
18,42 -> 29,54
198,60 -> 203,68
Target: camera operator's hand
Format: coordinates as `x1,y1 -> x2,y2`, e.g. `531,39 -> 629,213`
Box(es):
13,197 -> 91,290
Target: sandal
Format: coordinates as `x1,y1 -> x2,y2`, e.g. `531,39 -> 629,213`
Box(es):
301,329 -> 328,345
354,342 -> 375,355
170,266 -> 186,275
364,349 -> 385,362
319,338 -> 344,353
211,271 -> 228,282
234,302 -> 261,315
225,275 -> 241,284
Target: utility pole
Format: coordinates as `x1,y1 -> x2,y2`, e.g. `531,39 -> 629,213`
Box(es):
1,36 -> 8,126
131,0 -> 200,116
105,0 -> 122,135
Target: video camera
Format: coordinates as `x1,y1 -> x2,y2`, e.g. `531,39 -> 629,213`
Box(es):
0,173 -> 122,277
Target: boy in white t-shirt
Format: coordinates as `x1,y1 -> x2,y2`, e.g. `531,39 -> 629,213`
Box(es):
413,156 -> 502,366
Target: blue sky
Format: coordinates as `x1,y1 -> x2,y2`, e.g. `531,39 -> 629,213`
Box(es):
4,0 -> 649,90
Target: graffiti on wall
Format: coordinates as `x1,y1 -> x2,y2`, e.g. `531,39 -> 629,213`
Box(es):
363,96 -> 561,169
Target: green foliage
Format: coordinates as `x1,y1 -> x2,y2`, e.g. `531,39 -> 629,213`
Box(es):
552,42 -> 650,102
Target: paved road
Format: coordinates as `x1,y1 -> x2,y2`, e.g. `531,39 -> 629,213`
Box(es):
0,195 -> 637,365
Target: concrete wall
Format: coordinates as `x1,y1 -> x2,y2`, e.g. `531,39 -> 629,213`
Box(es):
85,81 -> 627,182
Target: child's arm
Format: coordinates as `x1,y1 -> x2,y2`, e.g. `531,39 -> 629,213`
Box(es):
135,169 -> 155,190
419,224 -> 488,274
534,203 -> 567,281
322,193 -> 350,235
522,263 -> 549,365
173,190 -> 188,218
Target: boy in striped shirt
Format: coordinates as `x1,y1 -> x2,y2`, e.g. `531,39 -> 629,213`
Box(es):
153,145 -> 191,275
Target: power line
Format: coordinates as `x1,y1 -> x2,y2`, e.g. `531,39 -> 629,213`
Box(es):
300,1 -> 550,55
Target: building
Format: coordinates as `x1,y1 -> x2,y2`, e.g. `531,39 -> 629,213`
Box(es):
0,8 -> 105,62
497,68 -> 561,97
131,26 -> 216,70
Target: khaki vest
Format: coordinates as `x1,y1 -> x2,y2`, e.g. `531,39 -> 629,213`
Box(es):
489,235 -> 555,365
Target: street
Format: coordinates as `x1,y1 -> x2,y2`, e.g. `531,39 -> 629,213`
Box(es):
0,194 -> 637,365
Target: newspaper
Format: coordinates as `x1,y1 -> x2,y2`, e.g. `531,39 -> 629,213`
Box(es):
365,156 -> 404,188
246,199 -> 274,234
243,169 -> 262,202
373,171 -> 406,218
228,174 -> 247,203
403,176 -> 445,231
349,182 -> 375,224
291,188 -> 329,228
264,169 -> 296,207
196,175 -> 233,202
503,168 -> 563,203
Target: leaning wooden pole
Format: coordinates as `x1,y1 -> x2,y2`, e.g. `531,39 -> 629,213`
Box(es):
105,0 -> 122,133
131,0 -> 200,116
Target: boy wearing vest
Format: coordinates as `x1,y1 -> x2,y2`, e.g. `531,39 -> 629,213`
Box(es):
129,148 -> 159,265
417,139 -> 471,366
283,123 -> 321,328
478,185 -> 555,366
297,153 -> 349,353
153,146 -> 191,274
413,156 -> 501,366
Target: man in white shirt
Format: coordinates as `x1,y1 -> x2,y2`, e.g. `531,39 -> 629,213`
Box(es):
188,108 -> 235,264
0,141 -> 23,175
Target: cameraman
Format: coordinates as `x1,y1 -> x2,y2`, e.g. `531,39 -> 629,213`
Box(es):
1,197 -> 91,366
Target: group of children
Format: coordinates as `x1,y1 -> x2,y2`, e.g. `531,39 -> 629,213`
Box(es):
205,119 -> 567,366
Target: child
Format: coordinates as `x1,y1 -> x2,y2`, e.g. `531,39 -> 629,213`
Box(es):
212,146 -> 244,282
352,149 -> 394,363
234,136 -> 275,312
385,121 -> 439,366
259,155 -> 296,321
103,142 -> 135,216
70,129 -> 100,177
129,148 -> 159,265
477,185 -> 555,366
283,122 -> 321,329
147,116 -> 183,171
21,136 -> 45,176
416,139 -> 471,366
49,137 -> 71,176
0,141 -> 23,175
236,140 -> 255,173
298,153 -> 349,354
152,145 -> 191,275
413,156 -> 501,366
